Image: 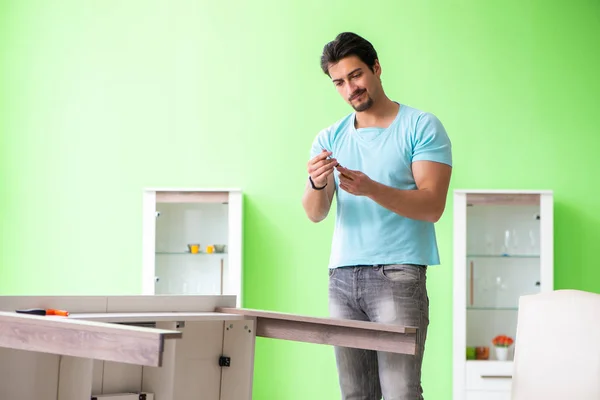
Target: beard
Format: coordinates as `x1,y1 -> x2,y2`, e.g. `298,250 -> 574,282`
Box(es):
349,89 -> 374,112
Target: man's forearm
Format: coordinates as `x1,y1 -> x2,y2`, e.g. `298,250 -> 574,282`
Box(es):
302,182 -> 333,223
367,182 -> 445,223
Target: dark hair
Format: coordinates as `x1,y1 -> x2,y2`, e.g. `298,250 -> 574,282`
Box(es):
320,32 -> 378,76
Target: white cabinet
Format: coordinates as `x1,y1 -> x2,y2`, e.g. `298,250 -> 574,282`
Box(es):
142,188 -> 243,306
452,190 -> 553,399
466,391 -> 511,400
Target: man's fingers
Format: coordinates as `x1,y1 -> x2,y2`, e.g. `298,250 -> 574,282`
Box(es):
338,169 -> 351,181
338,171 -> 354,181
337,165 -> 359,181
309,158 -> 337,175
312,150 -> 332,163
312,162 -> 336,180
309,155 -> 335,169
336,165 -> 354,175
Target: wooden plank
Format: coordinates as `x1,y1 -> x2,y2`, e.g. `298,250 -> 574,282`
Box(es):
0,348 -> 59,400
256,317 -> 416,355
141,321 -> 177,398
220,319 -> 256,400
225,190 -> 243,307
171,321 -> 224,399
106,295 -> 237,313
467,193 -> 540,206
455,189 -> 551,194
217,307 -> 417,334
100,361 -> 143,394
156,191 -> 229,203
0,296 -> 108,313
68,312 -> 245,323
92,360 -> 104,394
57,356 -> 93,400
0,311 -> 181,367
217,308 -> 417,355
0,294 -> 237,314
142,321 -> 225,399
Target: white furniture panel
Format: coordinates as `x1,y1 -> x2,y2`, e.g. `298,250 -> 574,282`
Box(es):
466,391 -> 510,400
512,290 -> 600,400
465,361 -> 512,391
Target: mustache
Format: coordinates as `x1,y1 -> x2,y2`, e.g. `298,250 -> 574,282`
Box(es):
349,89 -> 366,101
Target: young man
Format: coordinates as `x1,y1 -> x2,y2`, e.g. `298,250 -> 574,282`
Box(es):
302,32 -> 452,399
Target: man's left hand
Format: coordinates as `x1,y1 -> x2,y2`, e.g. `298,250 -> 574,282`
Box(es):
336,165 -> 376,196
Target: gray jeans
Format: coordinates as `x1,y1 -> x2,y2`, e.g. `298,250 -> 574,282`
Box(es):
328,264 -> 429,400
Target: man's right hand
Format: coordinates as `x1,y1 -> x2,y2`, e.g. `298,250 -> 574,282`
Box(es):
307,149 -> 338,187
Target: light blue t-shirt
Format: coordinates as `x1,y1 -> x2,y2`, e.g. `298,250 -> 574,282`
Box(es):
310,103 -> 452,268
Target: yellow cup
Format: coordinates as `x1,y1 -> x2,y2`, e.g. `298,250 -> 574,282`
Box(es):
188,244 -> 200,254
206,245 -> 214,254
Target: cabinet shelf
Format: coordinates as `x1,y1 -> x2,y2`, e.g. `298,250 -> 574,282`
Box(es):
466,360 -> 513,365
467,307 -> 518,311
155,252 -> 228,255
467,254 -> 540,259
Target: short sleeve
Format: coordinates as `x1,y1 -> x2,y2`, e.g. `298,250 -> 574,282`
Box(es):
309,127 -> 333,159
411,112 -> 452,166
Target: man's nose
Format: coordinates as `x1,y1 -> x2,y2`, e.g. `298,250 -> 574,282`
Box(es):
347,82 -> 358,97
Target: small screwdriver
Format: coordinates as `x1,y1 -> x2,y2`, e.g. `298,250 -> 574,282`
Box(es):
16,308 -> 69,317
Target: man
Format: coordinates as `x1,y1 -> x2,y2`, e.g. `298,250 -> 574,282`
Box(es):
301,32 -> 452,400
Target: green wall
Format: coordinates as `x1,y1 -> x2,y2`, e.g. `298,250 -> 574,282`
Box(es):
1,1 -> 599,399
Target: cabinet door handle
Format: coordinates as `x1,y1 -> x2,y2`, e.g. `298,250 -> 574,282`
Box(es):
469,261 -> 474,305
481,375 -> 512,379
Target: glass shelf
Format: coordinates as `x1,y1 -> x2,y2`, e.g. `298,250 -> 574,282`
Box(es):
467,254 -> 540,259
156,252 -> 228,255
466,360 -> 513,365
467,307 -> 518,311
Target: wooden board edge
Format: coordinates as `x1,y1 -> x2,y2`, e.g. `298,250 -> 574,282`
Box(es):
216,307 -> 416,334
256,317 -> 417,355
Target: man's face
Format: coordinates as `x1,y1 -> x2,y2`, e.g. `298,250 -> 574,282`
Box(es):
328,55 -> 381,112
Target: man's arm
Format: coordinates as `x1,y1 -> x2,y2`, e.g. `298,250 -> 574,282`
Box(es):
302,172 -> 336,223
367,160 -> 452,223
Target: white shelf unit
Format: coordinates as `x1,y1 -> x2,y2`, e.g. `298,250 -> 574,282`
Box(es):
452,190 -> 553,400
142,188 -> 243,307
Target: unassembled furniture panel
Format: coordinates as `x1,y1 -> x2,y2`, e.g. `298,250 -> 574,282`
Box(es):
0,295 -> 417,399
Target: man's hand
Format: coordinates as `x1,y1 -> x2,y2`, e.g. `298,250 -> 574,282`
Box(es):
303,149 -> 337,223
307,149 -> 337,187
336,165 -> 376,196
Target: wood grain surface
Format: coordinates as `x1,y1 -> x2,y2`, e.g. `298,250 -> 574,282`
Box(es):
217,307 -> 417,333
217,307 -> 417,355
0,312 -> 182,367
66,312 -> 245,323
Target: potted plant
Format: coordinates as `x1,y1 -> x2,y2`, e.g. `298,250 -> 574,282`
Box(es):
491,334 -> 514,361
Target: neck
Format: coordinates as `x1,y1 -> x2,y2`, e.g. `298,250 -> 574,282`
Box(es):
354,97 -> 399,129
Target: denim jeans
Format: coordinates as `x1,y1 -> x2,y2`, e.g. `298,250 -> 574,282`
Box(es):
328,264 -> 429,400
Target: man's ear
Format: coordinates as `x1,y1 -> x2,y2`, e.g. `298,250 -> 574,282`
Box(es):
373,59 -> 382,76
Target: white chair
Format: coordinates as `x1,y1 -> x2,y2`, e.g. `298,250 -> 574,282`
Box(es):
511,289 -> 600,400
